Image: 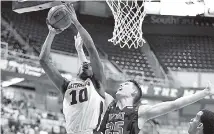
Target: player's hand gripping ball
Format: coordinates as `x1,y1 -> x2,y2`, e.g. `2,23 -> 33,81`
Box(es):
47,5 -> 72,30
64,3 -> 78,22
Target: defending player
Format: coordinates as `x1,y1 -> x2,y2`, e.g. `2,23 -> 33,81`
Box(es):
39,8 -> 112,133
96,80 -> 214,134
95,80 -> 213,134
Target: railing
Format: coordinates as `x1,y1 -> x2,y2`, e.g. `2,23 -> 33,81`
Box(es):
169,67 -> 214,73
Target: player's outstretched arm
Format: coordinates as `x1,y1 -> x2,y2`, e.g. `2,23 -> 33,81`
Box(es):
65,3 -> 106,97
138,83 -> 213,121
39,24 -> 68,94
74,32 -> 88,63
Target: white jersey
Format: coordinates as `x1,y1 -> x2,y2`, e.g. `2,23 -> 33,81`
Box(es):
63,78 -> 104,134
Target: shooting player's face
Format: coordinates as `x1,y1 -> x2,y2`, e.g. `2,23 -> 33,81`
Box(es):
78,62 -> 93,80
116,82 -> 138,99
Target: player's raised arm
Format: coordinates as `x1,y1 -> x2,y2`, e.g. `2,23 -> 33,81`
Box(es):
74,32 -> 88,63
39,23 -> 68,94
65,3 -> 106,97
138,83 -> 213,121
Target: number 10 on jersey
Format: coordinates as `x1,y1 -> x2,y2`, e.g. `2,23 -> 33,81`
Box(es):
69,88 -> 88,105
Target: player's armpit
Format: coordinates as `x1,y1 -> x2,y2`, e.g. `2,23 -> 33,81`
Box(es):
90,77 -> 106,99
138,105 -> 154,129
138,105 -> 152,121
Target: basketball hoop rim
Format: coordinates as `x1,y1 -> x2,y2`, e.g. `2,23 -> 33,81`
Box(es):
106,0 -> 147,49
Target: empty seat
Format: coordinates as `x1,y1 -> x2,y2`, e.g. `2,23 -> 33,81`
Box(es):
145,35 -> 214,72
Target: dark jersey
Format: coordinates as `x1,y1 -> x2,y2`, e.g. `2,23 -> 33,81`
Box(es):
98,100 -> 140,134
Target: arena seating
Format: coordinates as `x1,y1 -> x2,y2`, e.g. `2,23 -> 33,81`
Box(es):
1,9 -> 156,78
1,9 -> 77,54
145,35 -> 214,72
1,94 -> 66,134
101,44 -> 155,78
3,8 -> 214,77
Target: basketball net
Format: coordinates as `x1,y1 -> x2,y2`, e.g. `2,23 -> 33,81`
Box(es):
106,0 -> 147,49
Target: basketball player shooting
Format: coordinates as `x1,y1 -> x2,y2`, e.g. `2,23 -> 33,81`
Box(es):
39,4 -> 112,134
64,3 -> 113,105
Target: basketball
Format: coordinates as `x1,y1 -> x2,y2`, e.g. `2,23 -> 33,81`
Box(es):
47,5 -> 72,30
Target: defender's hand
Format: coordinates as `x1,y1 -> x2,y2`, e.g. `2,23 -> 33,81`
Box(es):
74,32 -> 83,51
46,19 -> 64,34
64,3 -> 78,22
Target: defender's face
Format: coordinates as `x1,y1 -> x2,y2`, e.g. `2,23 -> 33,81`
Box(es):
116,82 -> 137,98
78,63 -> 93,80
188,111 -> 203,134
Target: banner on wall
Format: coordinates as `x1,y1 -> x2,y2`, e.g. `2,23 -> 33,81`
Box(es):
140,84 -> 214,101
1,59 -> 73,80
144,15 -> 196,25
1,59 -> 44,77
